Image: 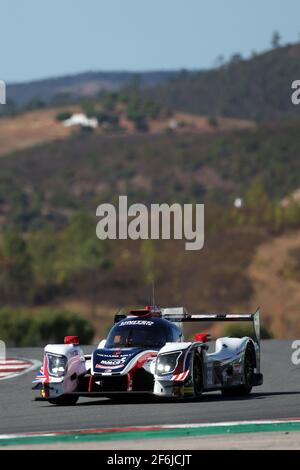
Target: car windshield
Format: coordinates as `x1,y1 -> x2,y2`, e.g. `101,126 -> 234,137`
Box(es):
105,321 -> 168,349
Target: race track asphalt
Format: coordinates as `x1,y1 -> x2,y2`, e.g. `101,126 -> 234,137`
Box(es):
0,340 -> 299,435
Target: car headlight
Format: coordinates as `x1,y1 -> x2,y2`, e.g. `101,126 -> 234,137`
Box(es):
46,353 -> 68,377
156,352 -> 182,375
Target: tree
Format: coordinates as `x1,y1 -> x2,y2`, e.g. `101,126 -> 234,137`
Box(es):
25,98 -> 46,111
28,229 -> 59,289
215,55 -> 225,67
56,212 -> 111,283
283,199 -> 300,228
126,98 -> 149,132
134,117 -> 149,132
271,31 -> 281,49
129,74 -> 141,93
80,100 -> 95,117
208,115 -> 219,128
140,240 -> 159,286
0,232 -> 33,302
245,177 -> 272,225
273,202 -> 284,233
230,53 -> 243,65
102,93 -> 118,112
0,307 -> 94,346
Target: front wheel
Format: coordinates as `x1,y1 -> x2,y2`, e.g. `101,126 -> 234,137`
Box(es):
49,394 -> 79,406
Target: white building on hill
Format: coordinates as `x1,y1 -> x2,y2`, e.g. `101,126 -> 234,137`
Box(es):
63,113 -> 98,129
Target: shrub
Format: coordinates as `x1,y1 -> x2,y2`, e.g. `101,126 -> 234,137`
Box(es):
0,307 -> 33,347
96,112 -> 119,126
32,308 -> 94,345
25,98 -> 46,111
134,118 -> 149,132
208,115 -> 219,128
80,101 -> 96,118
55,111 -> 72,122
102,93 -> 118,112
0,232 -> 33,302
0,307 -> 94,346
79,124 -> 94,134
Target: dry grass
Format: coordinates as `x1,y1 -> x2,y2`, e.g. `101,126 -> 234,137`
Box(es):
0,107 -> 255,158
247,229 -> 300,338
0,107 -> 81,157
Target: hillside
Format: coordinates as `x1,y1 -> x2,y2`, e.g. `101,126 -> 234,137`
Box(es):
0,107 -> 81,157
0,119 -> 299,231
6,71 -> 179,107
0,119 -> 300,339
1,102 -> 300,340
145,43 -> 300,121
0,103 -> 255,158
248,229 -> 300,338
4,43 -> 300,123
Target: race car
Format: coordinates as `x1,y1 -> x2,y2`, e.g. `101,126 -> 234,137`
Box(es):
32,306 -> 263,405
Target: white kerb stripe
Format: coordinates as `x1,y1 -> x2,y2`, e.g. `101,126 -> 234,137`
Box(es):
0,365 -> 31,370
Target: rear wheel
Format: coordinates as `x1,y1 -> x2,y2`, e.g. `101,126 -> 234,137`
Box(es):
222,346 -> 254,397
193,354 -> 203,398
49,395 -> 79,406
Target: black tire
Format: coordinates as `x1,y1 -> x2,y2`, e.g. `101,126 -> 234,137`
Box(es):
222,346 -> 254,397
193,354 -> 203,398
49,394 -> 79,406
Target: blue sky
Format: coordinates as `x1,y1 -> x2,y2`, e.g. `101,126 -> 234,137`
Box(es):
2,0 -> 300,83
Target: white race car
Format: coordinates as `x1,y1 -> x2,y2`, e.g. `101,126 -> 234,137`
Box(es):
33,306 -> 263,405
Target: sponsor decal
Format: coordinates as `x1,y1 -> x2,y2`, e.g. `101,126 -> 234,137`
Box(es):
172,371 -> 189,381
119,320 -> 154,326
96,351 -> 133,358
95,363 -> 123,370
100,357 -> 126,366
94,350 -> 157,375
112,350 -> 122,356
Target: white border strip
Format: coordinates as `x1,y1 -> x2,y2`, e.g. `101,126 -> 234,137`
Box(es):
158,418 -> 300,429
0,418 -> 300,440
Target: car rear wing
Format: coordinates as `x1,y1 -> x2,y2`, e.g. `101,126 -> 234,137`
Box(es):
161,307 -> 261,345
